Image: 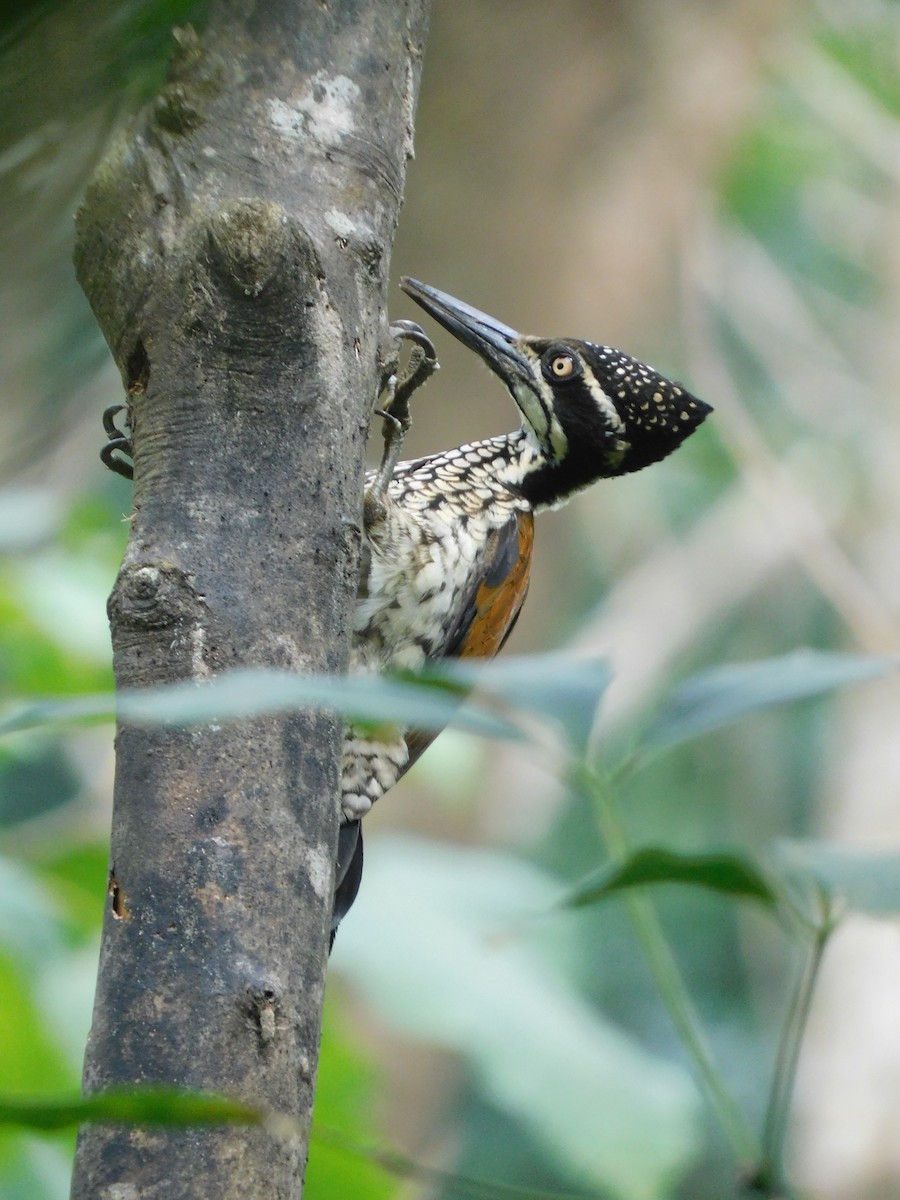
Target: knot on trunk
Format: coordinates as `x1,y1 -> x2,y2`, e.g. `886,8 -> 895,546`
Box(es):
109,562 -> 203,630
206,199 -> 293,297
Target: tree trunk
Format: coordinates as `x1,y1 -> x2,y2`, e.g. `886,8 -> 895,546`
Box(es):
69,2 -> 430,1197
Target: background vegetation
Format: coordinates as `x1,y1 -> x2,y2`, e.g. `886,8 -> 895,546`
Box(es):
1,1 -> 899,1197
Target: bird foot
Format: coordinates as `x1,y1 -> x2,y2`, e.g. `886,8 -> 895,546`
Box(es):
366,321 -> 439,518
100,404 -> 134,480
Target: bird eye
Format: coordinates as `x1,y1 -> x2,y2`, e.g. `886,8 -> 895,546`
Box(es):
544,351 -> 579,381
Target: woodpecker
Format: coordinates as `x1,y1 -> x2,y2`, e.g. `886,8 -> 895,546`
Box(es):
333,278 -> 712,938
99,280 -> 712,944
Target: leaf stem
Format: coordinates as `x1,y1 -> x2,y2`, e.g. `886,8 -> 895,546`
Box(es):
758,892 -> 832,1191
580,765 -> 761,1169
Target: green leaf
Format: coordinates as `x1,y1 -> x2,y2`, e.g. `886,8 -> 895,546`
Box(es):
333,835 -> 700,1200
35,843 -> 109,944
0,953 -> 74,1096
642,650 -> 894,753
563,848 -> 779,911
0,582 -> 114,696
9,552 -> 114,666
305,999 -> 394,1200
0,668 -> 520,742
440,654 -> 613,749
0,653 -> 613,746
0,695 -> 112,735
313,1126 -> 594,1200
775,840 -> 900,917
0,1088 -> 265,1133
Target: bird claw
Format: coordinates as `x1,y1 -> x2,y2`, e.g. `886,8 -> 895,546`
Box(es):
100,404 -> 134,480
367,320 -> 439,515
388,319 -> 438,370
382,319 -> 438,431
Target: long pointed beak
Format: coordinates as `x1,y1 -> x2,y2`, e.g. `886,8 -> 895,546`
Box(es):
399,278 -> 533,386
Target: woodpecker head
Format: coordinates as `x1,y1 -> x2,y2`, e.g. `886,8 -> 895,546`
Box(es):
400,277 -> 712,509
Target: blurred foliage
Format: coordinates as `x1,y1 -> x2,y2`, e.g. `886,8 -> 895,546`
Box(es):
2,1 -> 900,1199
0,0 -> 204,474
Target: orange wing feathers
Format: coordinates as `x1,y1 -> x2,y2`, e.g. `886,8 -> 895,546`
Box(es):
399,508 -> 534,778
455,509 -> 534,660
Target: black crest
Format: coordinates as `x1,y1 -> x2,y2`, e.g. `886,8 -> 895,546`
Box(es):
585,344 -> 712,475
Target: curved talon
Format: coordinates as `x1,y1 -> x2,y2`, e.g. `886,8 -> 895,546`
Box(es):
103,403 -> 128,439
389,319 -> 437,365
366,322 -> 439,520
101,403 -> 134,480
100,440 -> 135,480
389,319 -> 438,410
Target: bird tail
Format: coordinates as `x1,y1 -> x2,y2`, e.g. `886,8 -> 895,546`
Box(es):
330,820 -> 364,951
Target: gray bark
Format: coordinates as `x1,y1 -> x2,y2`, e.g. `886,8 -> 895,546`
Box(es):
70,2 -> 430,1197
